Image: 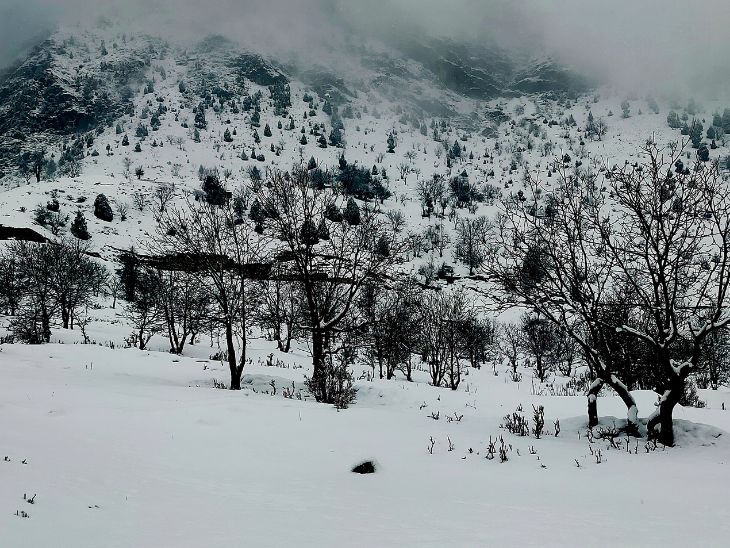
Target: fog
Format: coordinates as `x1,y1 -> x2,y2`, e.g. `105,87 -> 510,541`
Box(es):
2,0 -> 729,95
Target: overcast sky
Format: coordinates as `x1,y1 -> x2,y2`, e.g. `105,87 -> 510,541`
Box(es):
2,0 -> 729,95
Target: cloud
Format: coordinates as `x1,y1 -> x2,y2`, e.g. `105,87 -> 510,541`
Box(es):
1,0 -> 729,95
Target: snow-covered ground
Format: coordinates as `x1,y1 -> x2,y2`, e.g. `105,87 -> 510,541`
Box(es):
2,332 -> 730,547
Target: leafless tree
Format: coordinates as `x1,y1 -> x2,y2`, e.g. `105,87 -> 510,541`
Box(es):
455,216 -> 491,275
132,191 -> 148,211
158,270 -> 210,354
497,322 -> 523,375
153,199 -> 267,389
255,168 -> 404,403
154,182 -> 176,214
485,143 -> 730,444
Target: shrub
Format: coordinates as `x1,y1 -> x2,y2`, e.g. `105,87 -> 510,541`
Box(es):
94,194 -> 114,222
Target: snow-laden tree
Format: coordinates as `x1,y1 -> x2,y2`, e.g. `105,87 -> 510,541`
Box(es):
486,143 -> 730,444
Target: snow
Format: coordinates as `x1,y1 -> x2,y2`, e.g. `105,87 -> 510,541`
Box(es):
1,336 -> 730,547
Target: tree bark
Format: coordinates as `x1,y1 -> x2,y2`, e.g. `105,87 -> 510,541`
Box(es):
647,375 -> 685,446
226,321 -> 241,390
311,329 -> 327,402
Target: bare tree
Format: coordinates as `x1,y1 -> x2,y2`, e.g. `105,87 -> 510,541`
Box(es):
485,143 -> 730,444
255,168 -> 403,403
158,270 -> 210,354
254,263 -> 302,353
455,216 -> 491,275
154,183 -> 176,214
398,162 -> 411,182
154,199 -> 266,389
497,322 -> 523,375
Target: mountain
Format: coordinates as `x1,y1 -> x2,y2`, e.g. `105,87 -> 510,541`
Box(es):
0,23 -> 592,175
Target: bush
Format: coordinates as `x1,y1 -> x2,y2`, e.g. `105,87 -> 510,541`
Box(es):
94,194 -> 114,222
202,174 -> 227,206
306,350 -> 357,409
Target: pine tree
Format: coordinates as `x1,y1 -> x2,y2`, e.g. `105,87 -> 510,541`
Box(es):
94,194 -> 113,222
689,119 -> 704,148
70,211 -> 90,240
329,128 -> 343,147
387,132 -> 396,153
194,104 -> 207,130
264,124 -> 272,137
224,128 -> 233,142
343,197 -> 360,226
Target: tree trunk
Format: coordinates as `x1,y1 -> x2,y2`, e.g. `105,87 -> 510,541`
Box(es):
647,376 -> 684,446
41,307 -> 51,343
587,378 -> 603,428
226,321 -> 241,390
311,329 -> 327,402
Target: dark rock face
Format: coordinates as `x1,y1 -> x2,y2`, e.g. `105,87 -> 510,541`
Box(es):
0,39 -> 145,171
389,34 -> 590,100
511,60 -> 592,96
233,54 -> 288,87
393,35 -> 511,100
351,461 -> 376,474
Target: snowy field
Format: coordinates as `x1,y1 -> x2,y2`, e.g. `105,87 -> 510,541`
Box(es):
2,335 -> 730,547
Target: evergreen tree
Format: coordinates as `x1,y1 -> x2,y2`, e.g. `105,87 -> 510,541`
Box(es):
263,123 -> 272,137
667,111 -> 681,129
387,132 -> 396,153
698,144 -> 710,162
343,197 -> 360,226
70,211 -> 90,240
300,218 -> 320,247
329,128 -> 343,147
723,108 -> 730,133
621,100 -> 631,118
202,174 -> 227,206
224,128 -> 233,142
194,104 -> 207,130
689,119 -> 704,148
94,194 -> 114,222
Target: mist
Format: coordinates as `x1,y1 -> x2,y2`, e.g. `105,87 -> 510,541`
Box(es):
2,0 -> 729,96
